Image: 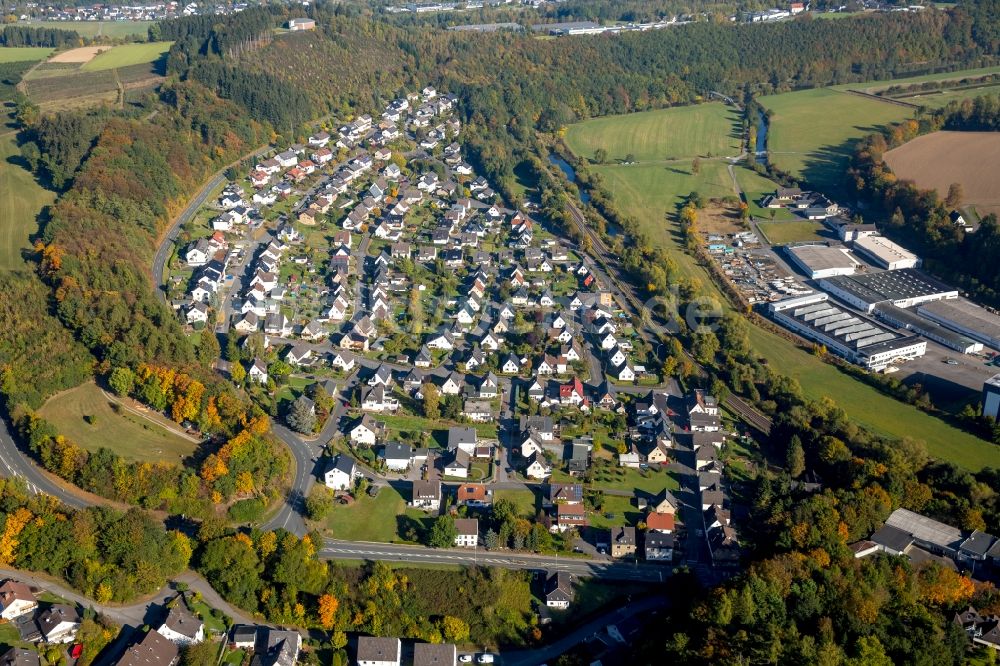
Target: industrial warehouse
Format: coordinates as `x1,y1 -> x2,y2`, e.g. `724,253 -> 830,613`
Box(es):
917,298 -> 1000,350
818,269 -> 959,313
768,293 -> 928,370
785,244 -> 859,279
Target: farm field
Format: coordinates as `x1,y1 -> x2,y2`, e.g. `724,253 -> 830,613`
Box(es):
894,83 -> 1000,109
745,325 -> 1000,472
38,382 -> 199,464
885,131 -> 1000,218
0,47 -> 54,62
833,65 -> 1000,94
759,87 -> 911,197
757,220 -> 828,244
568,105 -> 995,471
0,133 -> 56,270
16,20 -> 154,39
23,62 -> 163,108
81,41 -> 171,72
565,103 -> 741,163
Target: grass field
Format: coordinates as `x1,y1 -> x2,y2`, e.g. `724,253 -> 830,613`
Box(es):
81,41 -> 171,72
760,88 -> 911,196
746,326 -> 1000,471
322,485 -> 430,542
38,382 -> 198,463
0,134 -> 55,270
757,220 -> 828,244
894,83 -> 1000,109
834,65 -> 1000,95
16,20 -> 154,39
0,47 -> 54,62
567,104 -> 996,470
494,489 -> 538,517
566,103 -> 741,163
735,167 -> 797,220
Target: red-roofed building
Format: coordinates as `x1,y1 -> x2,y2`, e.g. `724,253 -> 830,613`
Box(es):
559,377 -> 587,406
553,502 -> 588,532
646,512 -> 675,534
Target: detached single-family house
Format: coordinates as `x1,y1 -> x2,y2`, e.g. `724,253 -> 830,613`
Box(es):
609,526 -> 637,559
410,480 -> 441,511
347,414 -> 383,446
545,572 -> 575,609
454,518 -> 479,548
323,455 -> 358,492
356,637 -> 401,666
156,600 -> 204,646
380,442 -> 412,472
525,452 -> 552,480
37,604 -> 81,644
0,581 -> 36,620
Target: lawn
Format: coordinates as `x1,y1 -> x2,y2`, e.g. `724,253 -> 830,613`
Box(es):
322,485 -> 431,543
0,47 -> 54,62
587,494 -> 643,530
735,166 -> 796,220
38,382 -> 199,464
17,20 -> 154,39
0,133 -> 56,271
566,102 -> 741,163
378,413 -> 498,440
494,489 -> 539,517
81,41 -> 172,71
759,87 -> 911,197
746,326 -> 1000,472
756,220 -> 828,245
590,159 -> 735,286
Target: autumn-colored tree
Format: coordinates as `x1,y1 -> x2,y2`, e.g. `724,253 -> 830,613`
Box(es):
318,594 -> 339,629
441,616 -> 470,643
0,507 -> 33,564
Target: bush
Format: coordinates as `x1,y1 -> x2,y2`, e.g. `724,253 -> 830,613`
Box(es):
227,498 -> 266,523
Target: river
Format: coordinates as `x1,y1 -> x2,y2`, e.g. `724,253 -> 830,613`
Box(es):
548,154 -> 591,204
755,110 -> 769,165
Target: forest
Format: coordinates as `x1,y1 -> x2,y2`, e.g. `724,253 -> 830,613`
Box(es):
0,25 -> 79,48
848,94 -> 1000,308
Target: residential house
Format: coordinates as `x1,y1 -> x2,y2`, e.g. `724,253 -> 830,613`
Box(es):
447,427 -> 478,455
0,582 -> 35,620
37,604 -> 81,643
380,442 -> 412,472
323,455 -> 358,491
347,415 -> 383,446
412,643 -> 456,666
553,502 -> 587,533
609,526 -> 637,559
644,531 -> 675,562
248,359 -> 268,384
356,637 -> 401,666
454,519 -> 479,548
650,489 -> 679,516
117,630 -> 179,666
525,452 -> 552,480
156,600 -> 204,645
686,389 -> 721,432
444,450 -> 470,479
545,572 -> 575,609
456,484 -> 491,508
361,385 -> 399,413
462,400 -> 494,423
559,378 -> 586,407
0,649 -> 38,666
410,481 -> 442,511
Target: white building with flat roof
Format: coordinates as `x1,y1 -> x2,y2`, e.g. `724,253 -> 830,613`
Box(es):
786,245 -> 858,279
984,374 -> 1000,421
852,235 -> 920,270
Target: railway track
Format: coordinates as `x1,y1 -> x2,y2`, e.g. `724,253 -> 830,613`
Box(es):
563,196 -> 773,436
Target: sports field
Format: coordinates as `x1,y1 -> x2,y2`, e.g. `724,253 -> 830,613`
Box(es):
0,47 -> 54,62
746,326 -> 1000,471
38,382 -> 198,463
760,88 -> 911,196
0,134 -> 56,271
16,20 -> 153,39
885,131 -> 1000,218
565,103 -> 742,163
81,41 -> 171,72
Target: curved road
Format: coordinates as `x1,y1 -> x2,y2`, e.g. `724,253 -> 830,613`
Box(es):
0,417 -> 94,511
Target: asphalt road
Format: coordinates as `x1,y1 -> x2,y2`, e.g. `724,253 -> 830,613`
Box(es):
320,539 -> 671,582
0,417 -> 92,510
151,145 -> 271,302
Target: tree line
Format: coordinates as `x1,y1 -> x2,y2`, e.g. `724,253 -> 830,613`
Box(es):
0,25 -> 79,48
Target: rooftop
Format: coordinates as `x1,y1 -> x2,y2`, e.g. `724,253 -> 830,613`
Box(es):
786,244 -> 857,274
918,298 -> 1000,348
821,268 -> 956,307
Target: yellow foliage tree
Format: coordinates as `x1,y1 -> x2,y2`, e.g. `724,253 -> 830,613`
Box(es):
0,507 -> 34,565
235,472 -> 254,495
317,594 -> 339,629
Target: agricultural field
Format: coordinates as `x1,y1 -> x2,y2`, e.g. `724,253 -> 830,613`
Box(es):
0,134 -> 56,271
885,131 -> 1000,218
0,46 -> 54,62
23,62 -> 163,108
756,220 -> 828,245
566,102 -> 742,163
746,325 -> 1000,472
759,87 -> 911,197
834,65 -> 1000,95
81,41 -> 171,72
16,20 -> 154,39
38,382 -> 199,464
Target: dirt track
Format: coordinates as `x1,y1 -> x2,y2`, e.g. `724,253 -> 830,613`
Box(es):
885,131 -> 1000,218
